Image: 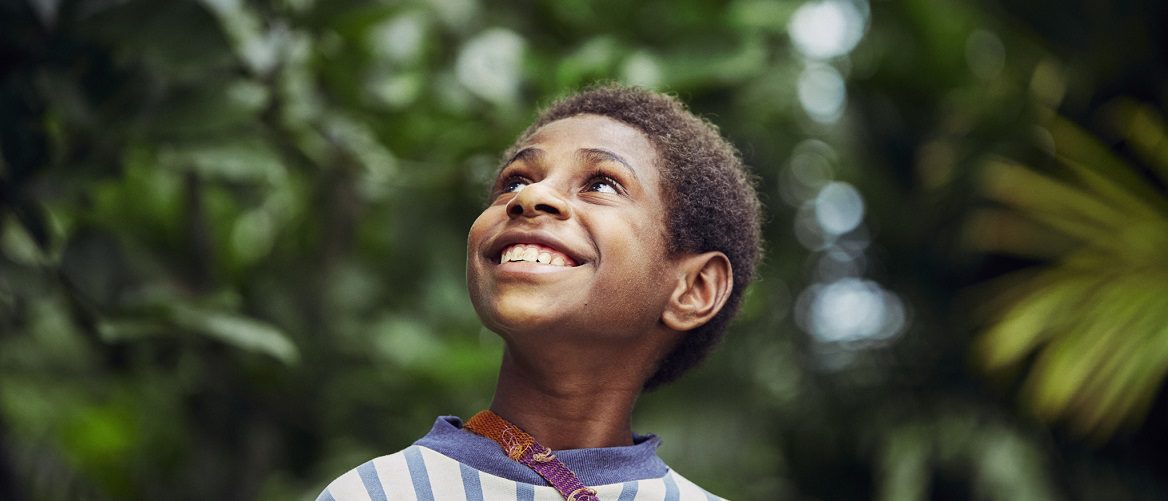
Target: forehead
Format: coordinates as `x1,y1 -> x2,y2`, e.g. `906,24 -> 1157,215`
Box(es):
517,114 -> 660,173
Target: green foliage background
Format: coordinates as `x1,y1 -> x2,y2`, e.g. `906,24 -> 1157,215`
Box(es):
2,0 -> 1167,499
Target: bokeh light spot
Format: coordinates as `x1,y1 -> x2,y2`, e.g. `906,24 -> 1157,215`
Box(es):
788,0 -> 867,60
370,13 -> 426,64
798,63 -> 847,122
814,181 -> 865,235
621,51 -> 663,88
456,28 -> 526,105
798,278 -> 906,344
965,29 -> 1006,80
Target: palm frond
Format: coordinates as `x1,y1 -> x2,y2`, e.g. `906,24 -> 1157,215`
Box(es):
973,100 -> 1168,441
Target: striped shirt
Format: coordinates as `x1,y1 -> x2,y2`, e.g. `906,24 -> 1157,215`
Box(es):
317,417 -> 724,501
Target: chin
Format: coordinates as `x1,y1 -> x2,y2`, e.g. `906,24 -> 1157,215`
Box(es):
477,299 -> 568,339
491,309 -> 562,333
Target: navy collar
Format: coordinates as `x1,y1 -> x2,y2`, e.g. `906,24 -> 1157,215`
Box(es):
413,416 -> 668,485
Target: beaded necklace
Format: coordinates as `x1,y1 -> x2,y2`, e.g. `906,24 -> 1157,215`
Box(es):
463,410 -> 599,501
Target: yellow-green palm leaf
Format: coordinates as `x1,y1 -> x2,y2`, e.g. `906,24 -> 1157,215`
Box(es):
974,100 -> 1168,441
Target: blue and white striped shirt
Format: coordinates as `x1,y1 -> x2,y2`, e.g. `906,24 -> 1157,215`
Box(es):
317,417 -> 724,501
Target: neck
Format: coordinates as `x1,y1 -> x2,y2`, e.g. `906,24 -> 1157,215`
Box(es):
488,347 -> 644,450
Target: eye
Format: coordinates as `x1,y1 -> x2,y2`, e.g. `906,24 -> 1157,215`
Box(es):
584,175 -> 621,194
499,175 -> 530,194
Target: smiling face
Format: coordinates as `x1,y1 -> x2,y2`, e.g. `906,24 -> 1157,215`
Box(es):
467,114 -> 679,346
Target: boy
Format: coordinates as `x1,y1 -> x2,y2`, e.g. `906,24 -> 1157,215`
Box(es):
318,84 -> 762,501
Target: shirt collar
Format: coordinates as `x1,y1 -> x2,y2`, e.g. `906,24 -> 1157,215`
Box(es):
413,416 -> 669,485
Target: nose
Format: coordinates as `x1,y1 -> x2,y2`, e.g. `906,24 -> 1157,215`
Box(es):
506,182 -> 571,220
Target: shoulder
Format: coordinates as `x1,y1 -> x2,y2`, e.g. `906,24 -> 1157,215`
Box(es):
316,444 -> 544,501
587,467 -> 725,501
315,445 -> 443,501
602,468 -> 725,501
665,468 -> 727,501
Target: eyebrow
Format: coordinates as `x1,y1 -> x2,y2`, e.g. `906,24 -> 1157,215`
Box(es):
578,148 -> 640,181
504,147 -> 641,181
505,147 -> 546,167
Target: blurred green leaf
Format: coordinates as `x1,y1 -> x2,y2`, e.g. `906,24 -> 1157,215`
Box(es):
1102,98 -> 1168,184
975,102 -> 1168,441
169,303 -> 300,365
99,302 -> 301,365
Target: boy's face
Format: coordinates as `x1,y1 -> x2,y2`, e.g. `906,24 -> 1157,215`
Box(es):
467,114 -> 679,344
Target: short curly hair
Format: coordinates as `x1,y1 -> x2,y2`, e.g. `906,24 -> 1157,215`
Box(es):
505,84 -> 763,390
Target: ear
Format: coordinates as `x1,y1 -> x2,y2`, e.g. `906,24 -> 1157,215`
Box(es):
661,251 -> 734,332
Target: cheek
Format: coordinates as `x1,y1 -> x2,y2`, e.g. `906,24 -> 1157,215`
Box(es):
467,210 -> 492,246
593,228 -> 673,312
467,206 -> 504,257
466,210 -> 497,292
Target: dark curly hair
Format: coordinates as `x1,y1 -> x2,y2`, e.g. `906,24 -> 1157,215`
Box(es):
505,84 -> 763,390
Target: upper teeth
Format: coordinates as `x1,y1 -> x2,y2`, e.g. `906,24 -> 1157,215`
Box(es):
501,244 -> 572,266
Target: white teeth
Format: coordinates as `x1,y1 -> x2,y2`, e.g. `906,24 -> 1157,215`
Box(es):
499,244 -> 572,267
